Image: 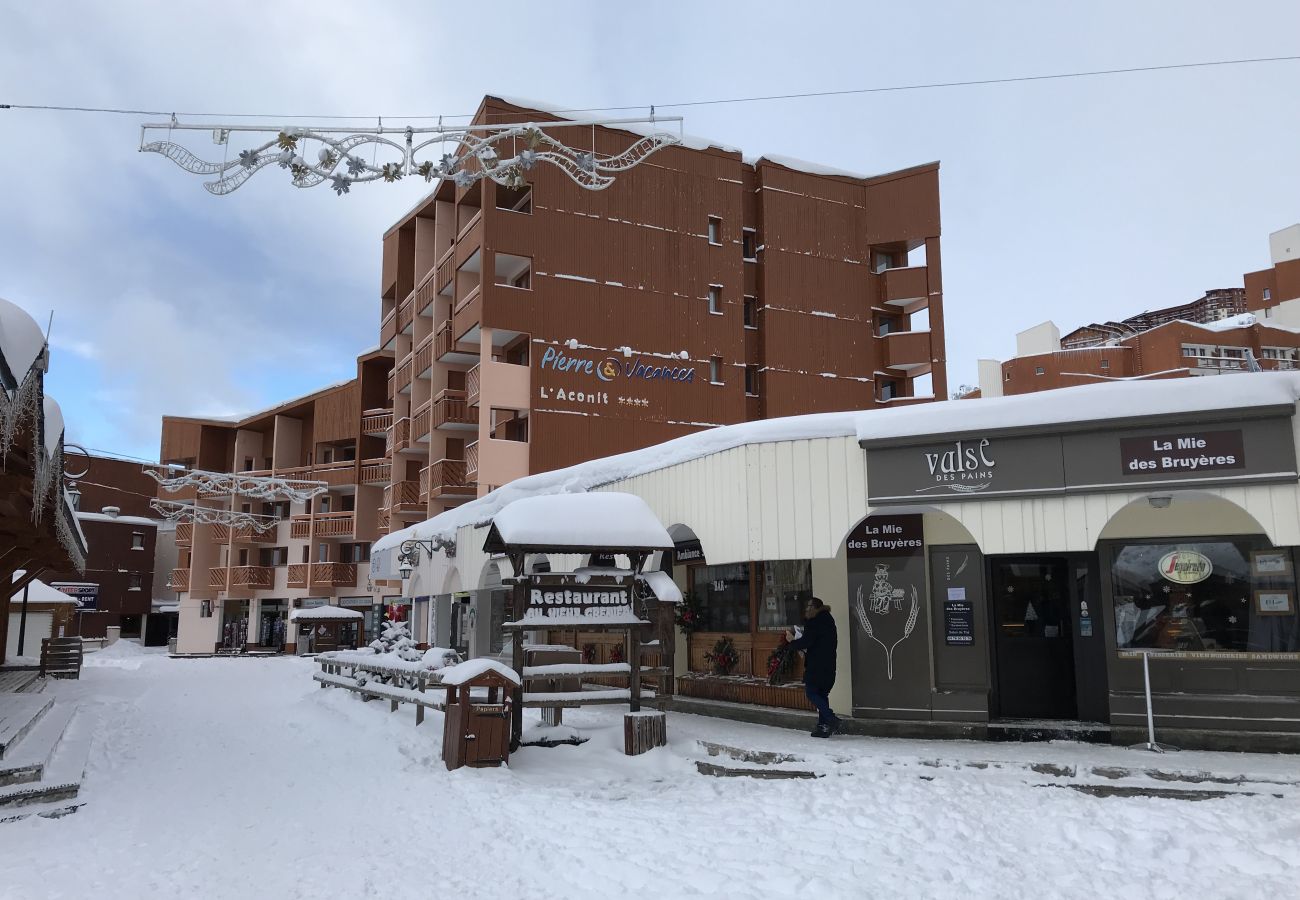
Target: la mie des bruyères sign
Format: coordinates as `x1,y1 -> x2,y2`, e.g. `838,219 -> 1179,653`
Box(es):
866,419 -> 1294,504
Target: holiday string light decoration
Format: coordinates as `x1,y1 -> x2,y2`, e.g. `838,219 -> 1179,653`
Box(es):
150,499 -> 281,533
139,114 -> 683,196
142,465 -> 328,502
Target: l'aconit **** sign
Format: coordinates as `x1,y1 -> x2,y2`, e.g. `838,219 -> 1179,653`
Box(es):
533,344 -> 698,421
864,417 -> 1297,505
1158,550 -> 1213,585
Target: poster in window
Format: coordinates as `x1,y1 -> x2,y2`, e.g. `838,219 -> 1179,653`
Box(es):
1255,590 -> 1294,616
1250,551 -> 1292,578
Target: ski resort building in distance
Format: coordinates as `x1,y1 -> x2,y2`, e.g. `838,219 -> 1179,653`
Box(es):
160,94 -> 945,655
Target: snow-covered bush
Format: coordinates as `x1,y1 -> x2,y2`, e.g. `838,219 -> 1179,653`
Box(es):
368,620 -> 422,662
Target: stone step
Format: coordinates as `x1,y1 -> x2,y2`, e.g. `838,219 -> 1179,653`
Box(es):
0,695 -> 54,760
0,703 -> 75,787
0,709 -> 92,810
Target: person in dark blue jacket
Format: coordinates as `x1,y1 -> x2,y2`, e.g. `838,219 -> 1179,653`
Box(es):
786,597 -> 840,737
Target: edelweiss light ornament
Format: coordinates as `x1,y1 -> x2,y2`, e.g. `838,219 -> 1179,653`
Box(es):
139,114 -> 683,196
150,499 -> 281,533
142,465 -> 327,502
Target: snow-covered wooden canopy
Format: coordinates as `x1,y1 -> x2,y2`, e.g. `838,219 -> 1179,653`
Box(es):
481,492 -> 673,555
289,606 -> 364,623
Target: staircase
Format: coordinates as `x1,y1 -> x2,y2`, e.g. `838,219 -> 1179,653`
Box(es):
0,685 -> 92,822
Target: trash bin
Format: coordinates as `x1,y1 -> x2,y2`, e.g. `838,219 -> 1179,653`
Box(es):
439,661 -> 520,771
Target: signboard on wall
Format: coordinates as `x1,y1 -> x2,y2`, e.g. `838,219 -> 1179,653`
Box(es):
50,582 -> 98,611
512,584 -> 638,626
864,417 -> 1295,505
533,343 -> 699,421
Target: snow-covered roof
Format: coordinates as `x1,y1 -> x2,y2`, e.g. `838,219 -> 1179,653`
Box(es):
0,296 -> 47,382
485,492 -> 672,551
375,372 -> 1300,551
437,658 -> 521,687
10,573 -> 78,604
289,606 -> 364,622
42,395 -> 63,457
639,570 -> 684,605
76,511 -> 159,527
756,154 -> 881,181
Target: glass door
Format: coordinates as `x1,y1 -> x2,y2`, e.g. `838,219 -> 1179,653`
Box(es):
990,557 -> 1077,720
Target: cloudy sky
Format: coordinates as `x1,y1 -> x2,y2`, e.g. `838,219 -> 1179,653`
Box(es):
3,1 -> 1298,461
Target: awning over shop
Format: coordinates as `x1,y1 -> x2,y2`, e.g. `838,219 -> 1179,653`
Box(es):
289,606 -> 364,623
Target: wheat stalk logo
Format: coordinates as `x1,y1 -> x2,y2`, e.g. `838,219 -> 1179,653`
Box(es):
855,581 -> 920,680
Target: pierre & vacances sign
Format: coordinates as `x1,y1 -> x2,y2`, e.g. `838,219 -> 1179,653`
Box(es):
533,344 -> 698,417
864,417 -> 1296,505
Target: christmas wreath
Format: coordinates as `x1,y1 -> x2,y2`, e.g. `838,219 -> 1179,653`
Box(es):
766,634 -> 796,685
582,643 -> 598,665
610,642 -> 625,664
675,590 -> 704,636
705,635 -> 740,676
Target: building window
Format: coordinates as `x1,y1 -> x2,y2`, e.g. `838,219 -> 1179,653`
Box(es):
689,563 -> 751,632
1004,372 -> 1011,381
708,285 -> 722,315
1264,289 -> 1272,301
871,250 -> 895,274
131,532 -> 145,550
1100,359 -> 1110,370
128,573 -> 143,591
742,228 -> 757,261
1111,540 -> 1298,654
744,365 -> 759,396
879,380 -> 900,401
1035,367 -> 1045,375
707,216 -> 722,245
302,546 -> 310,564
743,296 -> 758,329
710,356 -> 724,385
243,457 -> 254,471
318,544 -> 329,563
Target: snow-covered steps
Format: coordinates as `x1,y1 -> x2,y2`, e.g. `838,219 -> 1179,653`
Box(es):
695,741 -> 823,779
0,702 -> 75,786
0,670 -> 44,694
0,695 -> 53,760
0,704 -> 92,812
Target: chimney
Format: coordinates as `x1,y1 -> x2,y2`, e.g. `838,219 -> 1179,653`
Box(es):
101,506 -> 120,518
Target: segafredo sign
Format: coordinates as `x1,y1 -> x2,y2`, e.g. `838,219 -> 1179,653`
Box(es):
1158,550 -> 1213,585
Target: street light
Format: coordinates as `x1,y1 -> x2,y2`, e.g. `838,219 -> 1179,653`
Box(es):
397,535 -> 457,580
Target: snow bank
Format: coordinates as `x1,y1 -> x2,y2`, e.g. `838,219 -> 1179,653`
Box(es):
290,606 -> 364,622
491,493 -> 671,550
437,658 -> 521,686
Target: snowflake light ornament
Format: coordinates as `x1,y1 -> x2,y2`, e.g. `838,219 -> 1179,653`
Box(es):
331,175 -> 351,196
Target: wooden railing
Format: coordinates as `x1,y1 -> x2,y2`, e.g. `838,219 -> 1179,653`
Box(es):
414,332 -> 434,377
209,568 -> 228,590
419,464 -> 431,501
361,410 -> 394,435
287,564 -> 308,588
310,562 -> 358,587
380,306 -> 398,348
435,246 -> 456,294
290,516 -> 312,540
211,524 -> 231,542
390,417 -> 411,453
175,522 -> 193,545
394,354 -> 413,394
434,390 -> 475,429
412,400 -> 432,440
313,512 -> 355,538
169,568 -> 190,591
385,480 -> 420,511
396,292 -> 415,334
466,441 -> 479,480
229,565 -> 274,589
466,363 -> 481,406
314,460 -> 355,487
435,320 -> 454,361
360,458 -> 388,485
425,459 -> 472,499
231,523 -> 277,544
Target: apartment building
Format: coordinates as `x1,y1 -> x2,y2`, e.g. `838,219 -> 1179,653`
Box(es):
160,356 -> 396,655
1059,289 -> 1247,350
375,95 -> 946,537
1245,224 -> 1300,312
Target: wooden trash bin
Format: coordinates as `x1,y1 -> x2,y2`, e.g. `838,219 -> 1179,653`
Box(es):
439,661 -> 521,771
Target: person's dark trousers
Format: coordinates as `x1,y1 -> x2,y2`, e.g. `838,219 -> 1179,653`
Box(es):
805,684 -> 837,729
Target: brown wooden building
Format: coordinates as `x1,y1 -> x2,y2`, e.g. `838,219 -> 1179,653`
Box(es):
376,95 -> 946,536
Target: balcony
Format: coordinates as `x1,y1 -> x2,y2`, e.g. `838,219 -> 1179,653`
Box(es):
453,285 -> 482,343
466,363 -> 481,406
169,567 -> 190,591
290,516 -> 312,540
211,524 -> 231,542
412,399 -> 432,442
361,409 -> 393,436
435,321 -> 479,365
287,564 -> 308,588
386,370 -> 394,403
879,330 -> 933,372
396,292 -> 415,335
433,389 -> 476,431
394,353 -> 414,395
310,562 -> 358,588
314,460 -> 355,487
435,245 -> 456,296
231,523 -> 278,544
414,333 -> 434,378
175,522 -> 193,546
880,266 -> 929,312
360,458 -> 388,485
228,565 -> 274,590
313,512 -> 355,538
424,459 -> 475,500
380,307 -> 398,350
1191,356 -> 1247,372
466,441 -> 479,482
388,417 -> 411,454
208,568 -> 228,590
385,480 -> 421,514
416,269 -> 439,316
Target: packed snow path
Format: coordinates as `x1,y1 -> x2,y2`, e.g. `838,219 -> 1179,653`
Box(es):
4,648 -> 1299,899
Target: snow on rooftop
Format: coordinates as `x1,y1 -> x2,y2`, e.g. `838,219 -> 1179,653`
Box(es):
289,605 -> 364,622
42,395 -> 63,457
436,657 -> 521,687
10,572 -> 79,604
490,492 -> 672,549
75,511 -> 159,527
639,570 -> 684,605
758,154 -> 881,181
375,372 -> 1300,552
0,296 -> 47,382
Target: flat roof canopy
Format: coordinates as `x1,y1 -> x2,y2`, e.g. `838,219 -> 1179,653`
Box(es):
482,492 -> 673,555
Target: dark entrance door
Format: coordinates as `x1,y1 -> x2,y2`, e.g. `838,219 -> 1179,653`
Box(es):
990,557 -> 1077,719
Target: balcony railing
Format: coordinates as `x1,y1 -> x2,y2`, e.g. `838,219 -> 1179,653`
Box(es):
466,440 -> 479,481
287,564 -> 308,588
310,562 -> 358,588
380,307 -> 398,348
314,460 -> 355,487
880,265 -> 929,310
313,512 -> 355,538
412,399 -> 432,441
434,389 -> 476,430
175,522 -> 193,545
425,459 -> 475,500
385,480 -> 421,512
416,268 -> 439,315
1193,356 -> 1246,371
169,567 -> 190,591
229,565 -> 274,589
394,354 -> 414,394
435,320 -> 454,361
231,523 -> 278,544
879,330 -> 932,371
290,516 -> 312,540
388,417 -> 411,453
435,246 -> 456,295
397,292 -> 415,334
361,409 -> 394,436
414,333 -> 434,378
360,458 -> 388,485
466,363 -> 481,406
209,568 -> 228,590
211,524 -> 231,542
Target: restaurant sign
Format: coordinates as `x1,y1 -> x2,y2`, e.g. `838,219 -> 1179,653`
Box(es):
511,584 -> 640,626
1158,550 -> 1213,585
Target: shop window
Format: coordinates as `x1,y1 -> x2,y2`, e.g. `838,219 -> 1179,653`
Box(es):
742,228 -> 757,261
707,216 -> 722,245
1110,540 -> 1299,653
690,563 -> 751,632
708,285 -> 722,315
131,532 -> 145,550
756,560 -> 812,631
710,356 -> 724,385
743,296 -> 758,329
744,365 -> 759,396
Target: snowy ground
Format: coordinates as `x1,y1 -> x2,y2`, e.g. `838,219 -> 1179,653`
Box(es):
4,647 -> 1299,899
